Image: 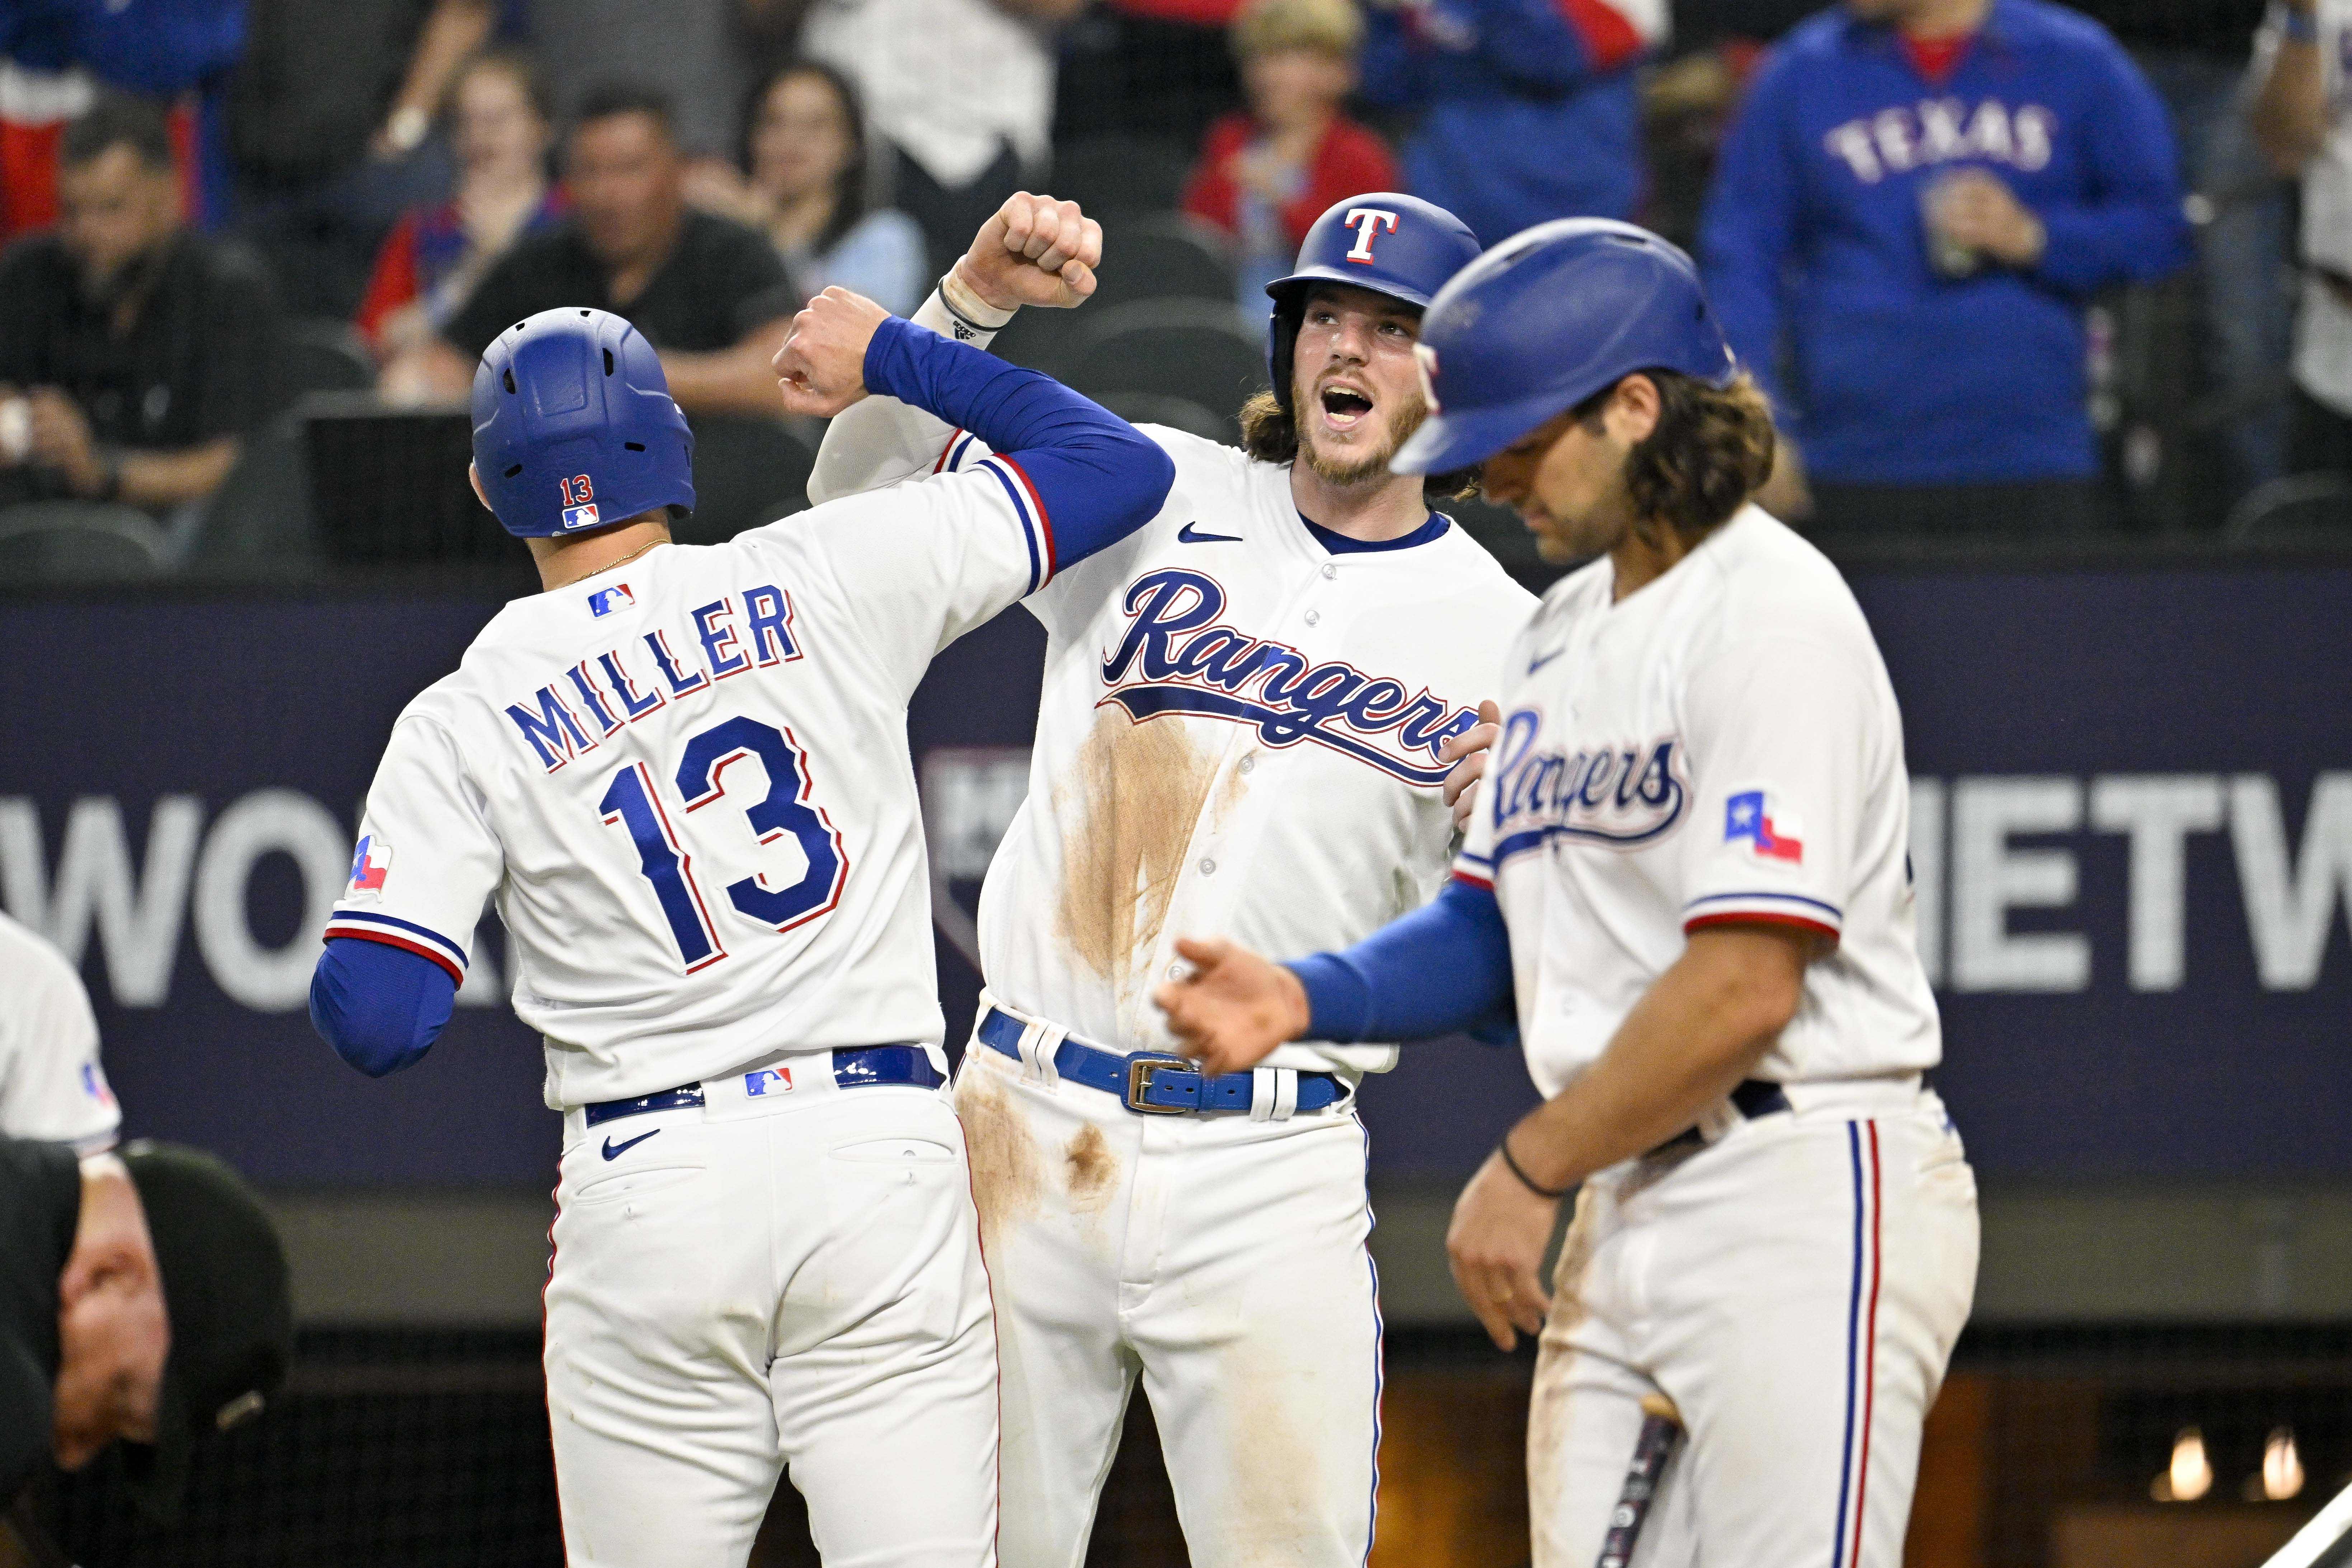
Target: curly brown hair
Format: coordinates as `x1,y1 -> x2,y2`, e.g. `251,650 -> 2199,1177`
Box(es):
1236,390 -> 1480,502
1575,370 -> 1777,544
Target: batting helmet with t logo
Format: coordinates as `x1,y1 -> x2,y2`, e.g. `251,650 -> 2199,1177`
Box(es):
471,307 -> 696,538
1262,193 -> 1482,415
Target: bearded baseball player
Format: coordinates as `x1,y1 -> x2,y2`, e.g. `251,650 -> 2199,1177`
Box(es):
306,260 -> 1173,1565
809,191 -> 1532,1566
1158,220 -> 1981,1567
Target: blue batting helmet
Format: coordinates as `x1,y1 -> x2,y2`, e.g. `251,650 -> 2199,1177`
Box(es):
471,307 -> 695,538
1264,193 -> 1482,413
1391,219 -> 1739,476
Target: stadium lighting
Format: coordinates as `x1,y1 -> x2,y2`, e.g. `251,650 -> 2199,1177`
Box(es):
2262,1428 -> 2306,1502
2155,1427 -> 2214,1502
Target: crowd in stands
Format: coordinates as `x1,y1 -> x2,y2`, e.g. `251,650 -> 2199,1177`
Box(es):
0,0 -> 2344,572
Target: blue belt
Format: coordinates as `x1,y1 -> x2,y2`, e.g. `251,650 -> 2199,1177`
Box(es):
582,1045 -> 943,1129
976,1006 -> 1346,1116
1649,1078 -> 1790,1155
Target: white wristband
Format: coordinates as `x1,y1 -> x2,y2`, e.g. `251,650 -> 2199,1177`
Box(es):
939,265 -> 1016,334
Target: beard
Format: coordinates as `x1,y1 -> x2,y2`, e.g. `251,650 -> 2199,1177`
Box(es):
1295,382 -> 1430,489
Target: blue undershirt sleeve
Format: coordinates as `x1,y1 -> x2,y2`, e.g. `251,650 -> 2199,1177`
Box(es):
1283,878 -> 1516,1046
309,936 -> 458,1078
861,315 -> 1175,568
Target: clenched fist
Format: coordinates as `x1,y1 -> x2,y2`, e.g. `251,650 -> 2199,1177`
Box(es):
954,192 -> 1104,314
773,287 -> 892,417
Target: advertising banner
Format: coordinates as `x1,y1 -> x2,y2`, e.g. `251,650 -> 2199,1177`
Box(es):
1,565 -> 2344,1186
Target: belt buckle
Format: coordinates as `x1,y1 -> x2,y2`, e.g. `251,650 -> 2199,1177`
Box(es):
1123,1054 -> 1195,1115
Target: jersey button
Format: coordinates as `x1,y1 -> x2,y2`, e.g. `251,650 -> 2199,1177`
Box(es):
1238,754 -> 1256,774
1304,609 -> 1321,626
1321,563 -> 1337,579
1166,963 -> 1185,981
1199,858 -> 1216,876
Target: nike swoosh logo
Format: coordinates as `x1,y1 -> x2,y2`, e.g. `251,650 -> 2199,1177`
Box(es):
601,1129 -> 661,1160
1528,647 -> 1568,674
1178,522 -> 1242,545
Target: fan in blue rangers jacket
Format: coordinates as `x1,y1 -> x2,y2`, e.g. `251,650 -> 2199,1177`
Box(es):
306,260 -> 1173,1566
1358,0 -> 1665,245
1699,0 -> 2191,536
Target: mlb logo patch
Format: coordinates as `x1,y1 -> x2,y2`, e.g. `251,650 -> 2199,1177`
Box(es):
81,1062 -> 116,1108
348,834 -> 393,895
561,502 -> 601,531
745,1067 -> 794,1097
588,583 -> 634,617
1725,790 -> 1804,864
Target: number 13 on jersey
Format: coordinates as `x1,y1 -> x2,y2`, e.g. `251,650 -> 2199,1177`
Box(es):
597,714 -> 847,971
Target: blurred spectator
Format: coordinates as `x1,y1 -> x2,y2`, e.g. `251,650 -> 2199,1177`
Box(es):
1701,0 -> 2192,537
801,0 -> 1083,276
1181,0 -> 1397,313
685,60 -> 927,317
2251,0 -> 2352,480
399,83 -> 794,418
0,0 -> 244,240
355,50 -> 565,362
525,0 -> 752,161
1357,0 -> 1663,246
0,95 -> 278,528
228,0 -> 502,317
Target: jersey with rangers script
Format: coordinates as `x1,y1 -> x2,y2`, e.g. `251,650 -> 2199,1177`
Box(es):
331,467 -> 1062,1109
1454,506 -> 1939,1097
813,315 -> 1535,1074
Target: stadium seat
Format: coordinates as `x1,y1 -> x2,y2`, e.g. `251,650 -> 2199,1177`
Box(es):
1093,391 -> 1233,445
1088,214 -> 1237,309
187,412 -> 318,569
681,415 -> 815,544
1067,299 -> 1267,419
0,500 -> 169,580
2226,472 -> 2352,542
282,318 -> 380,399
1047,136 -> 1195,220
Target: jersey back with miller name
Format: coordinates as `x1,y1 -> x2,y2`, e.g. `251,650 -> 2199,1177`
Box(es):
331,466 -> 1050,1108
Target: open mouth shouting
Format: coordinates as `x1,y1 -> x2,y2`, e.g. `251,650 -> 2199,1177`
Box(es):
1316,379 -> 1377,435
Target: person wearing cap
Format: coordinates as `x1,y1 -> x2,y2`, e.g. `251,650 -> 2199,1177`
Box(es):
806,192 -> 1530,1565
1,1137 -> 292,1559
1157,218 -> 1978,1567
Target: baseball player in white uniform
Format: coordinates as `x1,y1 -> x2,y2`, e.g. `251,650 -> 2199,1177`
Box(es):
810,193 -> 1531,1566
1161,220 -> 1980,1567
306,231 -> 1175,1567
0,910 -> 120,1154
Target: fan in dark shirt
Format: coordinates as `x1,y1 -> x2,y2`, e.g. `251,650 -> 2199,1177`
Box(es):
393,83 -> 796,418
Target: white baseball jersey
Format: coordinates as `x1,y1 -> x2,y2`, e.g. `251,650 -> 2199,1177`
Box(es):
330,468 -> 1060,1110
812,301 -> 1536,1075
1457,505 -> 1939,1097
0,911 -> 119,1153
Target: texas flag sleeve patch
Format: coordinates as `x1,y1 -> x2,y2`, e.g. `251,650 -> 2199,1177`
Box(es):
1725,789 -> 1804,864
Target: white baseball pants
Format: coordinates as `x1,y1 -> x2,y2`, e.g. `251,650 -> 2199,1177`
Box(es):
544,1061 -> 999,1568
952,1039 -> 1383,1568
1528,1084 -> 1978,1568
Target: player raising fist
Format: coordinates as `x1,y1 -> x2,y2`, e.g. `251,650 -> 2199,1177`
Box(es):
806,189 -> 1530,1567
1157,220 -> 1979,1568
308,290 -> 1171,1567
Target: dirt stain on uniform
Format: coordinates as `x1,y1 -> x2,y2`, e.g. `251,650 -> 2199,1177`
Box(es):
1063,1123 -> 1118,1212
1054,707 -> 1219,987
955,1072 -> 1041,1240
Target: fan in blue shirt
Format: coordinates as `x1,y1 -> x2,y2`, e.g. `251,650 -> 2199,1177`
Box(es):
1699,0 -> 2190,528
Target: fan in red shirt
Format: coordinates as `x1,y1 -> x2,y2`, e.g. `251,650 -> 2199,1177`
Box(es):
1181,0 -> 1398,314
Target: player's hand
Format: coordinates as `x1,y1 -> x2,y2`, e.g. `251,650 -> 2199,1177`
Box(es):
1447,1143 -> 1559,1352
773,287 -> 891,417
1153,936 -> 1308,1076
1440,699 -> 1501,830
956,191 -> 1102,313
1926,169 -> 2046,268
